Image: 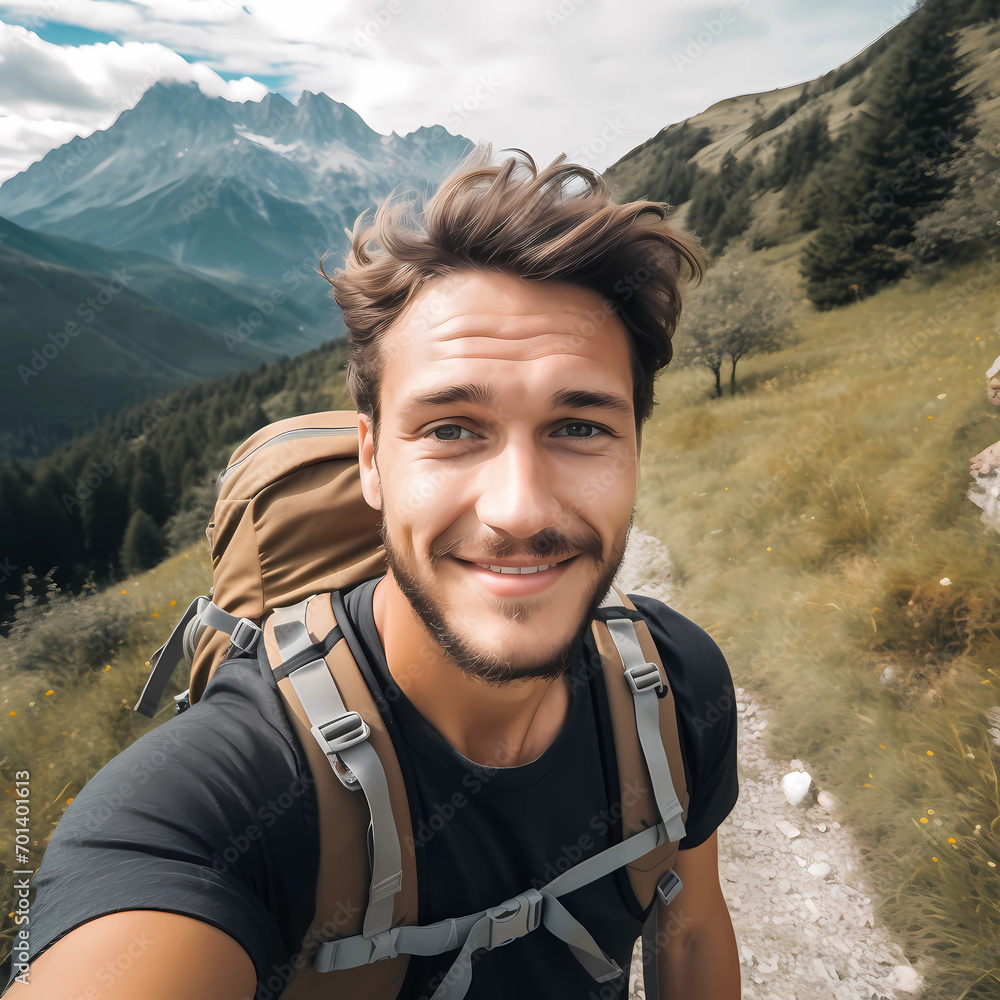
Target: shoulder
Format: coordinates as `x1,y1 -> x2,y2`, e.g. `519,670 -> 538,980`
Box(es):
19,659 -> 319,989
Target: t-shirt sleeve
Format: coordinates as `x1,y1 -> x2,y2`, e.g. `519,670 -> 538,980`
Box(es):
630,594 -> 740,851
2,659 -> 319,998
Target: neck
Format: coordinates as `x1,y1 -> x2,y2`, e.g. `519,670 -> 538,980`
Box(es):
371,571 -> 572,766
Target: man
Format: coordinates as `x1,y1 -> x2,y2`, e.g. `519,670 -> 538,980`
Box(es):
3,145 -> 740,999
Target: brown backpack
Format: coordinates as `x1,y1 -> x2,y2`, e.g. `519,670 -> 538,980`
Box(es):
135,411 -> 690,1000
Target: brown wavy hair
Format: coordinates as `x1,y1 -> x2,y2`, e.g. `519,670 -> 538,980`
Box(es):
323,143 -> 705,430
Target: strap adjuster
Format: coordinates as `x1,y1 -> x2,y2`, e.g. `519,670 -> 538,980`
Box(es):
313,712 -> 370,791
655,869 -> 683,907
486,889 -> 543,949
230,617 -> 262,652
625,661 -> 664,696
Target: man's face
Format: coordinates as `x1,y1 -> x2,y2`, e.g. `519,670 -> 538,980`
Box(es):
357,269 -> 640,686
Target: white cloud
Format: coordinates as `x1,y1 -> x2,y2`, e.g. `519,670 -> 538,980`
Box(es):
0,0 -> 897,182
0,20 -> 267,179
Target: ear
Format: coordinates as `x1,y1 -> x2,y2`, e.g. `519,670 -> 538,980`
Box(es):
356,411 -> 382,511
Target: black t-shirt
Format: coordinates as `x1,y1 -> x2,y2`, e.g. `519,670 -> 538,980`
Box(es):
3,581 -> 739,1000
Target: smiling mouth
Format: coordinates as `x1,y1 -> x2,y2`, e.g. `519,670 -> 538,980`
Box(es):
465,555 -> 578,575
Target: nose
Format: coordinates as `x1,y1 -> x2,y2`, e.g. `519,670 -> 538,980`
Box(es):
473,434 -> 565,543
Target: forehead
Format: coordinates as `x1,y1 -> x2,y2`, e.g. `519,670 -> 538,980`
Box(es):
379,270 -> 634,389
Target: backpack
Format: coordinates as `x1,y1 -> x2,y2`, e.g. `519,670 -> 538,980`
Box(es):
134,410 -> 690,1000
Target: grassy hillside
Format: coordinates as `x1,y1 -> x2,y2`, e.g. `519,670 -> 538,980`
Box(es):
1,243 -> 998,992
606,19 -> 1000,259
635,244 -> 1000,997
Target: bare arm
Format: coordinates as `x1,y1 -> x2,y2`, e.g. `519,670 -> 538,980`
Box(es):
3,910 -> 257,1000
654,830 -> 741,999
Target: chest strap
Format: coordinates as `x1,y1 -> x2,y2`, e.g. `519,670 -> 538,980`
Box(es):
316,822 -> 673,998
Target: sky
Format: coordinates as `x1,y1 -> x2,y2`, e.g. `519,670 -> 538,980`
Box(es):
0,0 -> 916,183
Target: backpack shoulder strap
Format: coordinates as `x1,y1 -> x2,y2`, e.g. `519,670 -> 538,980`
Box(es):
262,592 -> 417,1000
590,585 -> 690,911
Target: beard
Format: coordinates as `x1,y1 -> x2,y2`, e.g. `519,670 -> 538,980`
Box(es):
381,510 -> 633,688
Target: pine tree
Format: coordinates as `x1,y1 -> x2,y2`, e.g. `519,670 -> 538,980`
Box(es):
119,509 -> 166,575
128,445 -> 171,525
801,2 -> 978,308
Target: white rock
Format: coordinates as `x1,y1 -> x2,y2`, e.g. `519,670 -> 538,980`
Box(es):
808,861 -> 831,878
776,819 -> 801,839
816,790 -> 839,813
891,964 -> 921,992
781,770 -> 815,806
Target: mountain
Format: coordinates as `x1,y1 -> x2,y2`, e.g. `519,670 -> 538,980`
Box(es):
0,213 -> 308,455
603,15 -> 999,256
0,82 -> 473,306
0,83 -> 472,456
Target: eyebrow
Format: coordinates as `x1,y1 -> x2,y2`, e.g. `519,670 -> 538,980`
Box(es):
404,383 -> 632,416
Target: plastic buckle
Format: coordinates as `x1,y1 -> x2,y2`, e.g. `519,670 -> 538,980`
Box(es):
313,712 -> 370,791
230,617 -> 262,652
625,661 -> 664,697
486,889 -> 543,949
655,869 -> 683,907
173,688 -> 190,714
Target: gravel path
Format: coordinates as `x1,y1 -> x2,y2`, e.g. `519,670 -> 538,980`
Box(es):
614,531 -> 924,1000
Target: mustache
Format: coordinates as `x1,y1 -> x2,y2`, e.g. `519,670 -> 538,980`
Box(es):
431,525 -> 604,563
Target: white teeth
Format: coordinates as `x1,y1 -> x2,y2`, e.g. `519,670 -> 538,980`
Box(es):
475,563 -> 554,574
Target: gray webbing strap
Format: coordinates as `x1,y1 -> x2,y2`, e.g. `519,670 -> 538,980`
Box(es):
606,619 -> 687,845
542,820 -> 664,897
134,596 -> 205,716
273,599 -> 402,940
270,598 -> 317,659
538,892 -> 622,983
134,597 -> 262,717
315,822 -> 665,987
